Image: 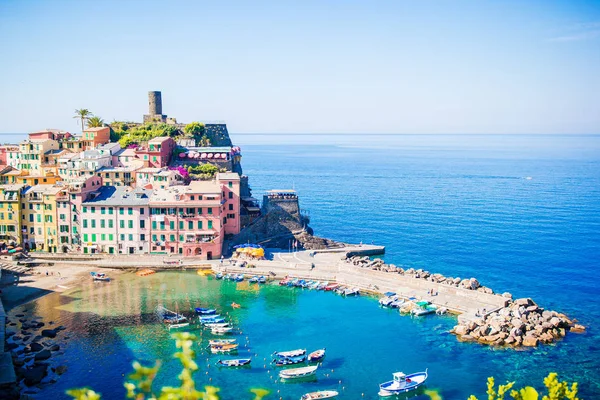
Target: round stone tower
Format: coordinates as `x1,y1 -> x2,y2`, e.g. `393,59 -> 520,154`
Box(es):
148,91 -> 162,115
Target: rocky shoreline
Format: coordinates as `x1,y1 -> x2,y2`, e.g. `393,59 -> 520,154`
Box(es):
345,255 -> 586,348
4,313 -> 68,398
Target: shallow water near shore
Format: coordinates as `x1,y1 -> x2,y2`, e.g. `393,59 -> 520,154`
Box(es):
8,134 -> 600,398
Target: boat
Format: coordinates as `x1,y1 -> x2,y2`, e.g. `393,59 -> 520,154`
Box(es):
215,272 -> 224,279
279,278 -> 291,286
195,307 -> 217,315
235,274 -> 244,282
273,354 -> 307,366
301,390 -> 339,399
199,314 -> 223,321
379,293 -> 397,307
249,276 -> 259,283
224,273 -> 233,280
274,348 -> 306,358
136,269 -> 156,277
200,317 -> 226,325
211,326 -> 234,334
317,282 -> 328,290
197,269 -> 212,276
307,348 -> 326,362
90,272 -> 110,282
204,322 -> 231,329
231,302 -> 241,309
279,365 -> 318,380
210,343 -> 238,353
156,305 -> 189,330
343,288 -> 360,296
258,276 -> 267,284
378,369 -> 428,396
217,358 -> 251,367
436,307 -> 448,315
411,301 -> 437,316
209,339 -> 237,346
390,299 -> 405,308
324,283 -> 339,291
287,279 -> 299,287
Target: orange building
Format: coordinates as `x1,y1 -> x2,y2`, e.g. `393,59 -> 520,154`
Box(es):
82,127 -> 110,149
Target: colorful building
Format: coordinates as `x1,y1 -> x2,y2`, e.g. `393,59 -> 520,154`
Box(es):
218,172 -> 241,236
135,136 -> 176,168
22,185 -> 63,252
96,166 -> 137,187
81,127 -> 111,149
11,139 -> 60,173
0,184 -> 26,245
81,186 -> 152,254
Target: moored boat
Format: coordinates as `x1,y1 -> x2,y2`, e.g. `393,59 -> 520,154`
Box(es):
195,307 -> 217,315
343,288 -> 360,296
204,322 -> 231,329
273,354 -> 307,366
211,326 -> 234,334
324,283 -> 339,291
301,390 -> 339,399
156,305 -> 189,330
210,343 -> 238,353
390,299 -> 405,308
90,272 -> 110,282
378,369 -> 428,396
235,274 -> 244,282
273,348 -> 306,358
215,272 -> 224,279
411,301 -> 437,316
279,365 -> 318,380
249,276 -> 259,283
307,348 -> 326,362
209,339 -> 237,346
258,276 -> 267,284
217,358 -> 251,367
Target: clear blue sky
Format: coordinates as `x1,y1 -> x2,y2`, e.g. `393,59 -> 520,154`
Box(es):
0,0 -> 599,134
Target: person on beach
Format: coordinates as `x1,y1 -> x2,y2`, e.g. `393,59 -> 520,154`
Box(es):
220,256 -> 224,264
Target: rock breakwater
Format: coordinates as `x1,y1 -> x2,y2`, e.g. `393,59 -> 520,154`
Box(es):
345,255 -> 585,348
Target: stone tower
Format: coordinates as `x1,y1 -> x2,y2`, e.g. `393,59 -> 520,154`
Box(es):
148,91 -> 162,115
143,90 -> 167,123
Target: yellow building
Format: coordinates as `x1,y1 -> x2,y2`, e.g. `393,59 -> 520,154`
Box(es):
19,172 -> 61,186
0,184 -> 26,245
11,139 -> 60,174
0,167 -> 25,185
22,185 -> 64,253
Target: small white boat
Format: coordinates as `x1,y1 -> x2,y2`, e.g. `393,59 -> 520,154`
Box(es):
204,322 -> 231,329
308,348 -> 326,362
301,390 -> 339,399
90,272 -> 110,282
217,358 -> 251,367
378,369 -> 428,396
273,349 -> 306,358
210,343 -> 238,353
279,365 -> 318,380
211,326 -> 234,334
343,288 -> 360,296
390,299 -> 405,308
209,339 -> 237,346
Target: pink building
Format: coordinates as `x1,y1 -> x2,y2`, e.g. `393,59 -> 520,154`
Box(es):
29,129 -> 73,141
217,172 -> 241,236
62,176 -> 103,248
149,181 -> 223,259
135,137 -> 176,168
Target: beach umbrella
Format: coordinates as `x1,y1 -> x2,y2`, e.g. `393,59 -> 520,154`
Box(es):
178,153 -> 187,158
207,153 -> 213,159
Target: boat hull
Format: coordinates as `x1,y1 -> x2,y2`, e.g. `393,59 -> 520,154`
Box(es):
301,390 -> 339,399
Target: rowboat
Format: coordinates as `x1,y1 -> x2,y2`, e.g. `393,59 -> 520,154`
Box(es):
217,358 -> 251,367
195,307 -> 217,315
316,282 -> 328,290
343,288 -> 360,296
301,390 -> 339,399
279,278 -> 290,286
199,314 -> 222,321
235,274 -> 244,282
215,272 -> 224,279
258,276 -> 267,284
273,349 -> 306,358
90,272 -> 110,282
378,369 -> 428,396
136,269 -> 156,277
211,326 -> 234,334
209,339 -> 237,346
279,365 -> 318,380
272,355 -> 306,366
324,283 -> 339,291
307,348 -> 326,362
249,276 -> 259,283
210,343 -> 238,353
204,322 -> 231,329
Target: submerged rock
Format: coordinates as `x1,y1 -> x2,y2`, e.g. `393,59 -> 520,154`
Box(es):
23,365 -> 48,386
41,329 -> 57,338
34,350 -> 51,361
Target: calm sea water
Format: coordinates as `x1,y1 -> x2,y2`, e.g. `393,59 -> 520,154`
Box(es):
9,134 -> 600,399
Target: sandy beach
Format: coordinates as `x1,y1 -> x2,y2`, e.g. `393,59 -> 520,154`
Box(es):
0,265 -> 123,311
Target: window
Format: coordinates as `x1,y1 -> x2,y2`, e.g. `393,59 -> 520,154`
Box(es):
208,221 -> 213,229
109,247 -> 114,254
140,220 -> 145,229
208,208 -> 212,215
91,219 -> 96,228
101,234 -> 106,241
128,208 -> 133,215
108,220 -> 113,228
91,207 -> 95,214
84,247 -> 88,254
120,234 -> 125,241
101,207 -> 106,214
160,234 -> 165,241
59,214 -> 65,220
152,234 -> 157,241
191,195 -> 195,200
83,206 -> 87,213
91,234 -> 97,242
101,219 -> 105,228
128,220 -> 133,229
140,234 -> 145,241
29,215 -> 33,222
159,221 -> 165,230
120,220 -> 125,228
83,234 -> 88,242
188,221 -> 193,230
152,221 -> 157,230
119,208 -> 124,215
179,221 -> 184,229
109,234 -> 114,241
228,192 -> 233,199
170,221 -> 174,230
179,234 -> 184,242
83,219 -> 88,228
229,204 -> 233,210
129,234 -> 133,241
140,208 -> 144,215
228,181 -> 233,188
36,214 -> 41,223
197,221 -> 202,229
108,208 -> 113,215
170,234 -> 175,241
198,208 -> 202,214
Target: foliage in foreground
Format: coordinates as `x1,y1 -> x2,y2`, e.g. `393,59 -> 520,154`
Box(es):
66,333 -> 269,400
65,334 -> 581,400
468,373 -> 580,400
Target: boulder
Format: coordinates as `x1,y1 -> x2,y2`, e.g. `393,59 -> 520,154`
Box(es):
549,317 -> 562,327
49,344 -> 60,352
523,335 -> 539,347
454,325 -> 469,336
469,278 -> 480,289
502,292 -> 513,299
29,342 -> 44,352
55,365 -> 68,375
34,349 -> 52,361
6,343 -> 19,351
514,298 -> 533,307
41,329 -> 57,338
570,324 -> 586,333
24,365 -> 48,386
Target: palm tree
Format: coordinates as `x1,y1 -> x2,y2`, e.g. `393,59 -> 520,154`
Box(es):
87,116 -> 105,128
73,109 -> 93,132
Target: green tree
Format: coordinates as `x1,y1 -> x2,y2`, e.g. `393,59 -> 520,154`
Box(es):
74,109 -> 93,132
468,373 -> 580,400
184,122 -> 205,137
87,116 -> 105,128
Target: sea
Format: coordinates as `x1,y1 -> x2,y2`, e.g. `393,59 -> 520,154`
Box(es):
6,133 -> 600,399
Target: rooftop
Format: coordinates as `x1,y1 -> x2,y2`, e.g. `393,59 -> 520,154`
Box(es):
83,186 -> 152,206
0,184 -> 26,192
150,180 -> 220,203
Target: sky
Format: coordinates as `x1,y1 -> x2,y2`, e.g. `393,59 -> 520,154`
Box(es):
0,0 -> 599,135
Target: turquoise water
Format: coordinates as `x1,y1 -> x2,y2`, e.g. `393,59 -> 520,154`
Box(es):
10,134 -> 600,398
